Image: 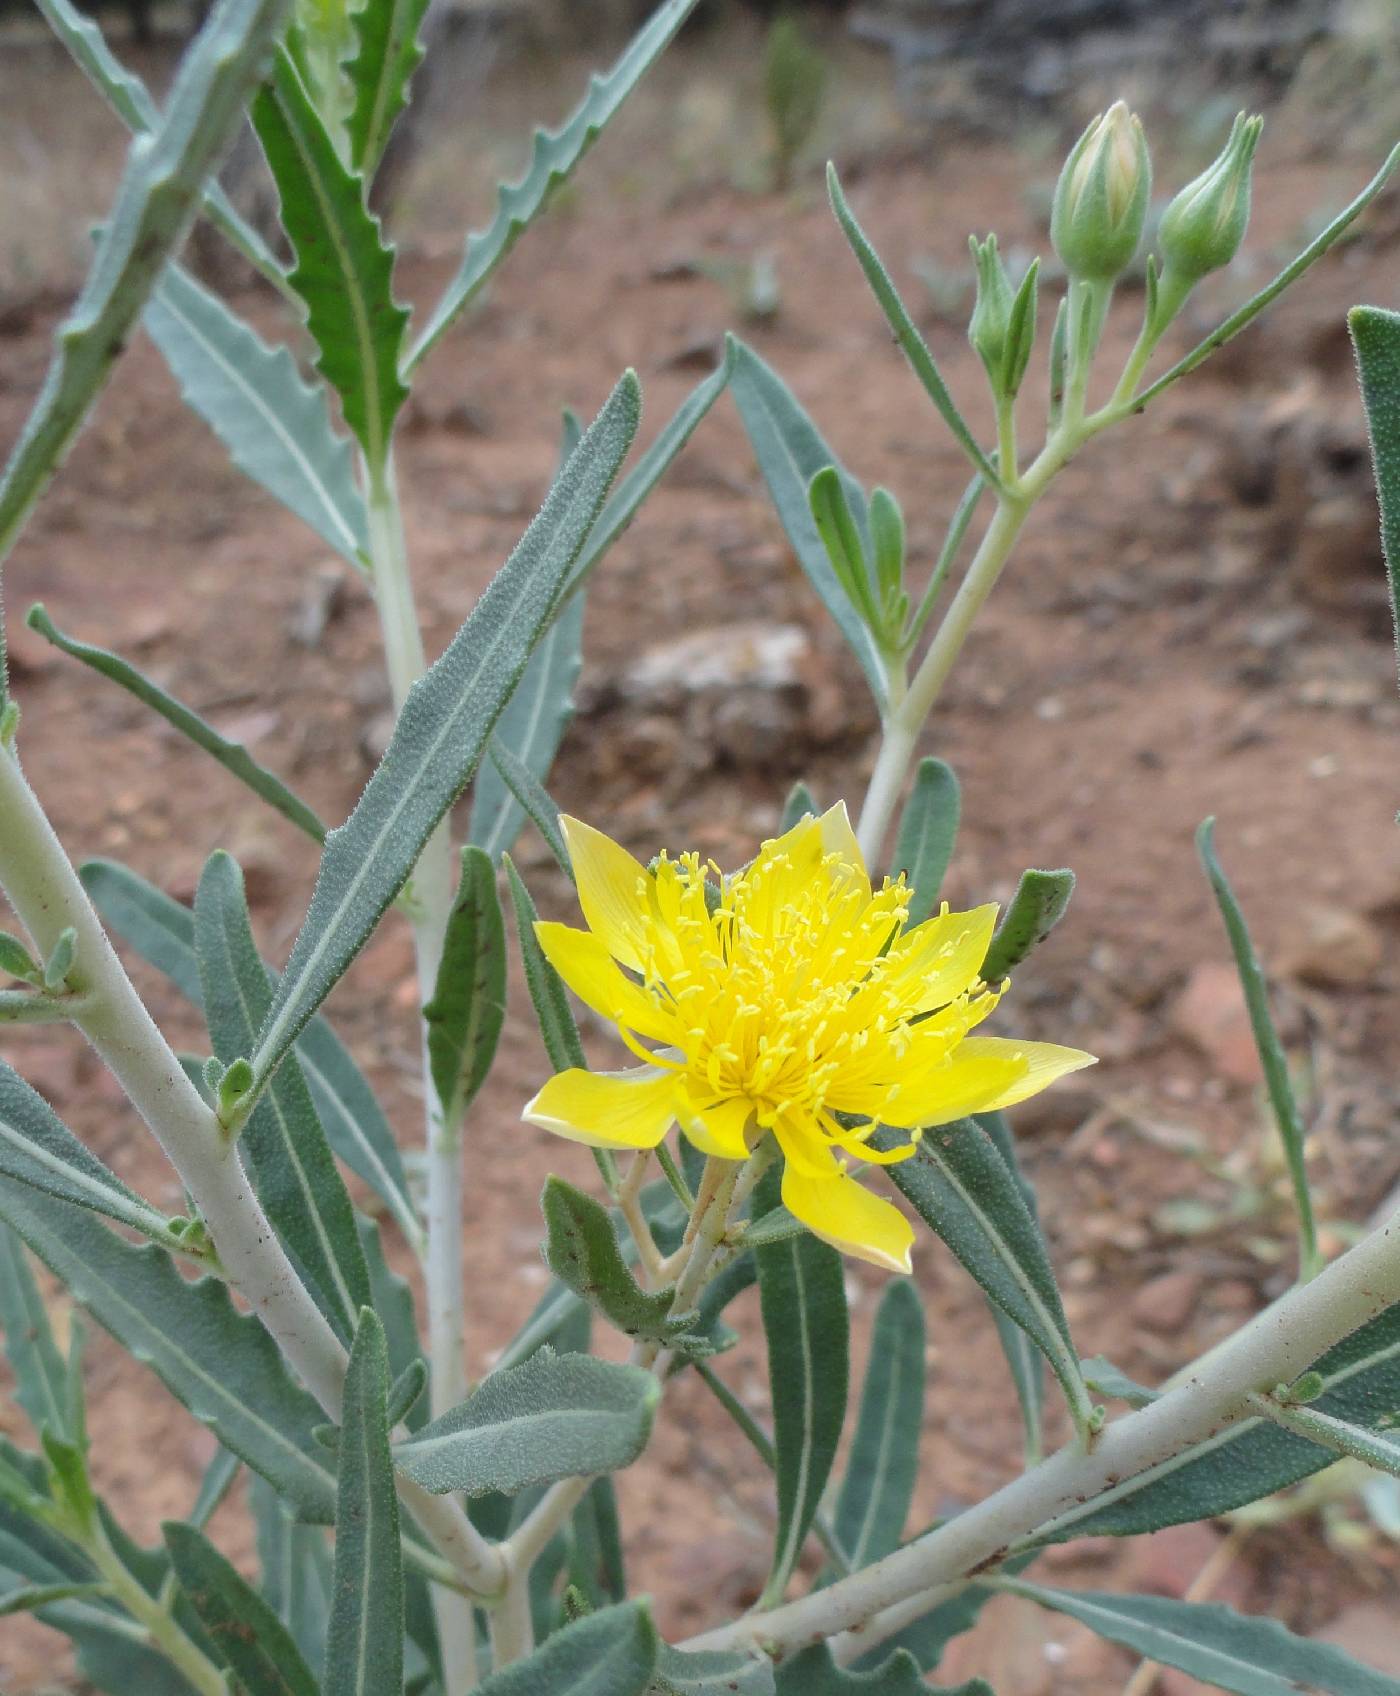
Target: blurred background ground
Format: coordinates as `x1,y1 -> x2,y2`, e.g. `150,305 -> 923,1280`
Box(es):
4,0 -> 1400,1688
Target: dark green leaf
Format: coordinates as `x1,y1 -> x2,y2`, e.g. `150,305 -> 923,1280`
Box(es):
249,374 -> 639,1092
0,0 -> 294,709
503,855 -> 588,1072
809,464 -> 878,629
475,1600 -> 660,1696
728,339 -> 886,702
0,931 -> 39,983
252,50 -> 408,467
565,1475 -> 627,1610
423,846 -> 507,1122
29,606 -> 327,842
893,759 -> 960,926
187,1446 -> 240,1531
143,263 -> 368,567
651,1644 -> 775,1693
0,1579 -> 107,1616
409,0 -> 702,366
980,869 -> 1074,983
195,851 -> 371,1344
486,738 -> 571,877
251,1474 -> 332,1668
164,1520 -> 319,1696
0,1223 -> 69,1440
877,1121 -> 1094,1443
469,588 -> 584,864
1005,1581 -> 1400,1696
542,1176 -> 691,1343
326,1310 -> 402,1696
781,782 -> 818,831
346,0 -> 431,173
1352,305 -> 1400,674
775,1643 -> 926,1693
834,1278 -> 925,1568
393,1347 -> 659,1497
977,1111 -> 1047,1460
755,1172 -> 849,1605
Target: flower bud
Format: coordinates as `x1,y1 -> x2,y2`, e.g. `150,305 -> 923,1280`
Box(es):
968,234 -> 1015,384
1158,112 -> 1262,284
1051,102 -> 1152,281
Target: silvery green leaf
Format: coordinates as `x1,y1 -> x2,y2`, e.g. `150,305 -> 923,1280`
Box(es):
0,1183 -> 336,1522
143,264 -> 369,567
541,1176 -> 692,1345
196,851 -> 371,1345
346,0 -> 431,173
0,0 -> 296,709
29,605 -> 328,842
475,1600 -> 660,1696
650,1644 -> 775,1694
1255,1397 -> 1400,1479
774,1643 -> 929,1693
1079,1354 -> 1158,1408
1004,1582 -> 1400,1696
728,339 -> 886,704
834,1278 -> 925,1569
423,846 -> 507,1123
0,931 -> 40,984
409,0 -> 702,368
82,858 -> 421,1253
469,587 -> 583,864
325,1310 -> 403,1696
1353,304 -> 1400,671
249,374 -> 639,1095
358,1216 -> 427,1431
251,49 -> 408,469
393,1348 -> 659,1497
486,738 -> 571,876
187,1446 -> 240,1532
0,1223 -> 69,1440
893,758 -> 960,926
977,1110 -> 1048,1461
251,1475 -> 331,1668
164,1520 -> 319,1696
781,781 -> 818,831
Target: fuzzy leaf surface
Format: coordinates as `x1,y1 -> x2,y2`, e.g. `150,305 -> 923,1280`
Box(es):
423,846 -> 507,1122
834,1277 -> 925,1568
894,758 -> 960,926
475,1600 -> 660,1695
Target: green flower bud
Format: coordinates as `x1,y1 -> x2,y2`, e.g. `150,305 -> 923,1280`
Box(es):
968,234 -> 1015,384
1051,101 -> 1152,281
1158,112 -> 1262,283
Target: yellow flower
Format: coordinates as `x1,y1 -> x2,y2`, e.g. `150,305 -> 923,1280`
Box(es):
523,805 -> 1094,1273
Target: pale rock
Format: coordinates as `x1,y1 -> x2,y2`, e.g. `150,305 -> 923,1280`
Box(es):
1168,961 -> 1262,1085
1132,1270 -> 1202,1334
1278,904 -> 1383,990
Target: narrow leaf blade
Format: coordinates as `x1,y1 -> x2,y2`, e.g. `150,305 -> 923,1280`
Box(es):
834,1278 -> 925,1568
980,868 -> 1074,983
1352,303 -> 1400,674
423,846 -> 508,1122
893,758 -> 960,925
346,0 -> 432,173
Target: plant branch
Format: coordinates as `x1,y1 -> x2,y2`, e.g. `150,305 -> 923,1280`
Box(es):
84,1514 -> 228,1696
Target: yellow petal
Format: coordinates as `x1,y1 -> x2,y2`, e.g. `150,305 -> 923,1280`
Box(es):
560,816 -> 650,972
676,1093 -> 753,1160
888,1048 -> 1028,1128
817,800 -> 870,897
523,1066 -> 675,1150
952,1037 -> 1097,1110
535,921 -> 676,1043
781,1164 -> 914,1274
880,903 -> 999,1012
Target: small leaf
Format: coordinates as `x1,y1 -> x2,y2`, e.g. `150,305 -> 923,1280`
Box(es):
755,1171 -> 849,1606
345,0 -> 431,173
893,758 -> 960,926
393,1348 -> 659,1497
251,1474 -> 332,1668
0,1580 -> 109,1617
326,1310 -> 402,1696
387,1359 -> 429,1429
164,1520 -> 319,1696
834,1278 -> 925,1568
728,339 -> 886,703
0,931 -> 40,984
542,1176 -> 690,1343
475,1600 -> 660,1696
249,374 -> 639,1094
810,465 -> 878,630
781,782 -> 818,832
775,1643 -> 928,1693
503,856 -> 588,1074
978,1110 -> 1048,1460
1005,1582 -> 1400,1696
486,738 -> 572,878
41,928 -> 77,992
409,0 -> 702,367
252,49 -> 409,468
980,868 -> 1074,982
187,1446 -> 240,1531
1080,1355 -> 1158,1409
423,846 -> 508,1124
1352,304 -> 1400,677
143,264 -> 369,567
651,1644 -> 775,1694
0,1223 -> 70,1440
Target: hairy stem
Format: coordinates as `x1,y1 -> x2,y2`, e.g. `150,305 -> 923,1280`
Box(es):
682,1200 -> 1400,1659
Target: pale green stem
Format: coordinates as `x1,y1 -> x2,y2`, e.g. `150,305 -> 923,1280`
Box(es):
363,448 -> 480,1691
85,1516 -> 228,1696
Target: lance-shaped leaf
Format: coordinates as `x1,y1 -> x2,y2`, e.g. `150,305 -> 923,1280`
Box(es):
977,1111 -> 1048,1462
0,1224 -> 69,1441
834,1278 -> 925,1569
164,1520 -> 319,1696
755,1174 -> 849,1607
487,738 -> 571,876
0,1060 -> 179,1250
393,1348 -> 659,1496
358,1216 -> 427,1431
652,1645 -> 775,1694
0,0 -> 295,707
469,587 -> 584,863
187,1447 -> 241,1532
729,340 -> 886,702
409,0 -> 702,367
252,49 -> 408,469
1004,1581 -> 1400,1696
29,606 -> 327,842
782,781 -> 818,831
196,851 -> 371,1344
81,857 -> 421,1252
1034,1294 -> 1400,1544
478,1600 -> 659,1696
566,1474 -> 626,1611
980,868 -> 1074,983
32,0 -> 287,293
326,1310 -> 402,1696
143,263 -> 369,567
0,1183 -> 336,1521
893,758 -> 960,926
251,1474 -> 332,1669
423,846 -> 507,1124
876,1120 -> 1096,1444
503,855 -> 587,1074
249,374 -> 639,1093
0,1580 -> 109,1617
542,1176 -> 694,1344
774,1644 -> 936,1694
1353,304 -> 1400,672
346,0 -> 431,174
